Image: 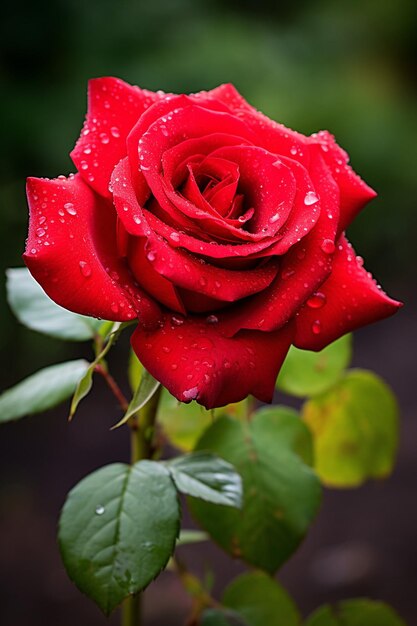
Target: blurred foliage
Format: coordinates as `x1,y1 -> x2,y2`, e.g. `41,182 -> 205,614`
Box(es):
1,0 -> 416,380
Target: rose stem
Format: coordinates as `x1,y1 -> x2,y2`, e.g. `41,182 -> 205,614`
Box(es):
94,363 -> 129,411
121,385 -> 163,626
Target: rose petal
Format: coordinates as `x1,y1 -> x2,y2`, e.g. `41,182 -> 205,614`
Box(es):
293,235 -> 402,350
208,83 -> 311,166
71,77 -> 159,198
309,130 -> 377,232
24,173 -> 160,324
131,315 -> 294,409
216,150 -> 339,335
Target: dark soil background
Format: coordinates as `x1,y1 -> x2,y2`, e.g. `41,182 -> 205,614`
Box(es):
1,1 -> 416,624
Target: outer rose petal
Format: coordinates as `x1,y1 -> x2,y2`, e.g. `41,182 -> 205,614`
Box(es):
24,174 -> 161,324
71,77 -> 159,198
294,236 -> 402,350
131,316 -> 294,409
207,83 -> 311,166
309,130 -> 377,232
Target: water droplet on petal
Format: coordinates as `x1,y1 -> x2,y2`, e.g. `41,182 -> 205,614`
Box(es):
320,239 -> 335,254
36,228 -> 45,237
304,191 -> 319,206
282,268 -> 295,280
171,315 -> 184,326
147,250 -> 156,262
169,232 -> 180,242
79,260 -> 92,277
183,387 -> 198,400
110,126 -> 120,138
95,505 -> 105,515
307,292 -> 327,309
64,202 -> 77,215
312,320 -> 321,334
133,215 -> 142,225
99,132 -> 109,144
206,314 -> 218,324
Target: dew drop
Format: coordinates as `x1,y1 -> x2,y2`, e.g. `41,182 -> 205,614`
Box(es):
206,314 -> 218,324
320,239 -> 335,254
199,276 -> 208,287
307,292 -> 327,309
169,232 -> 180,242
99,132 -> 110,144
95,505 -> 105,515
147,250 -> 156,262
79,260 -> 92,277
36,228 -> 45,237
133,215 -> 142,225
30,248 -> 37,254
183,387 -> 198,400
171,315 -> 184,326
290,146 -> 298,156
162,346 -> 171,353
269,212 -> 280,224
304,191 -> 319,206
281,268 -> 295,280
110,126 -> 120,138
312,320 -> 321,335
64,202 -> 77,216
111,302 -> 119,313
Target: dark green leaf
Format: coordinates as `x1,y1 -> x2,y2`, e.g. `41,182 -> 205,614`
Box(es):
304,599 -> 406,626
223,571 -> 300,626
189,407 -> 321,573
6,267 -> 103,341
168,452 -> 242,507
0,360 -> 89,423
111,369 -> 160,429
58,461 -> 180,615
276,335 -> 352,397
302,370 -> 399,487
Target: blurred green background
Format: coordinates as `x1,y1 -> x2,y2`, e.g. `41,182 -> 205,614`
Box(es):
0,1 -> 416,624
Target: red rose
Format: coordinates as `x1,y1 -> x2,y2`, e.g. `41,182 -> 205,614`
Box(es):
24,78 -> 400,408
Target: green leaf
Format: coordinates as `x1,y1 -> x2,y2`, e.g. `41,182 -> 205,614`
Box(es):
111,369 -> 160,429
276,335 -> 352,397
58,460 -> 180,615
157,389 -> 249,452
0,360 -> 89,423
302,370 -> 399,487
69,324 -> 123,420
223,571 -> 300,626
6,267 -> 103,341
168,452 -> 242,507
304,599 -> 406,626
189,407 -> 321,573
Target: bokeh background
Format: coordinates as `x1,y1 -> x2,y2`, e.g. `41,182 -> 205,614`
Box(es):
0,0 -> 416,624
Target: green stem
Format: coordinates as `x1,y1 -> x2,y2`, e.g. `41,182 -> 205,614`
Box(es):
121,385 -> 163,626
121,593 -> 142,626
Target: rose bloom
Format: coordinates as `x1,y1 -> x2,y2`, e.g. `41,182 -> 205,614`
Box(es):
25,78 -> 400,408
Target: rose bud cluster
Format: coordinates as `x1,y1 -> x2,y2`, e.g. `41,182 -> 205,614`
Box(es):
25,78 -> 401,408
